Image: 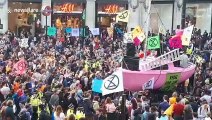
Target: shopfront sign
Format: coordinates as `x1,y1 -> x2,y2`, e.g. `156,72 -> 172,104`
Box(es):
61,4 -> 75,13
98,4 -> 125,14
104,4 -> 119,14
53,3 -> 83,13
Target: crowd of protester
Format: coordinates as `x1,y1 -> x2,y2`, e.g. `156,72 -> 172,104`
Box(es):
0,26 -> 211,120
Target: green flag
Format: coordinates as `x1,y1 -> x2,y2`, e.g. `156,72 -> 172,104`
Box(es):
147,36 -> 160,49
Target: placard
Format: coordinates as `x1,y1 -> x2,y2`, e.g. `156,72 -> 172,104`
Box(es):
65,28 -> 72,34
20,38 -> 29,48
71,28 -> 79,36
161,73 -> 180,91
47,27 -> 56,36
90,28 -> 100,35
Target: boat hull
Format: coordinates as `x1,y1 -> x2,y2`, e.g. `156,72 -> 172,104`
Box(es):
123,63 -> 196,91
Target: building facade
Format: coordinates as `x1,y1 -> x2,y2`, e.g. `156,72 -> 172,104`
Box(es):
0,0 -> 211,34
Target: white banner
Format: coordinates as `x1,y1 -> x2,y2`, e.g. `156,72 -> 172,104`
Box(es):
101,68 -> 124,95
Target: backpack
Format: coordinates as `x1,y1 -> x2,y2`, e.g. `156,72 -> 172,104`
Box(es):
18,111 -> 28,120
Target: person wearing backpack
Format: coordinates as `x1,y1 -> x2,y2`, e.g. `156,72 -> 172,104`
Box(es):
18,103 -> 31,120
38,104 -> 51,120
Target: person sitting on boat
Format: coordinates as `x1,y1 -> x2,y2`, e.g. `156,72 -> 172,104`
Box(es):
179,51 -> 189,68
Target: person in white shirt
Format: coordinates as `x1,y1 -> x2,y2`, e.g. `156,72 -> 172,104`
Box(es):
0,82 -> 10,98
179,51 -> 189,68
54,105 -> 66,120
200,90 -> 212,104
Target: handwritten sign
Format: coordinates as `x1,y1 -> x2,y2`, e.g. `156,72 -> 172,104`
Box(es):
161,73 -> 180,91
72,28 -> 79,36
90,28 -> 99,35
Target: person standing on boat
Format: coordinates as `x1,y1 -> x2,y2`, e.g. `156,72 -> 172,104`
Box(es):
179,51 -> 189,68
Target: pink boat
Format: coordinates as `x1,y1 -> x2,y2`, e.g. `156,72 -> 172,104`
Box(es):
122,49 -> 196,91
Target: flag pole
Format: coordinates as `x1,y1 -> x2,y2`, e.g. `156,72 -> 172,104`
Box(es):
144,0 -> 152,60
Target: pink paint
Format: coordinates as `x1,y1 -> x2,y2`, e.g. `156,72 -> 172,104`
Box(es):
123,63 -> 195,91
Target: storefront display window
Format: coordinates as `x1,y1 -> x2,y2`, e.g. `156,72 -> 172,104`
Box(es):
52,3 -> 85,29
8,2 -> 41,35
186,3 -> 212,32
97,4 -> 127,28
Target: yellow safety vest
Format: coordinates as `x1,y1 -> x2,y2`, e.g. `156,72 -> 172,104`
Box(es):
67,109 -> 75,118
30,95 -> 42,107
67,109 -> 85,120
92,63 -> 96,68
186,48 -> 192,55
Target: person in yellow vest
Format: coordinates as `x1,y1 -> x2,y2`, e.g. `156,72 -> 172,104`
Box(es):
92,62 -> 96,69
30,94 -> 42,120
95,61 -> 101,70
186,48 -> 192,56
67,109 -> 85,120
67,109 -> 76,118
